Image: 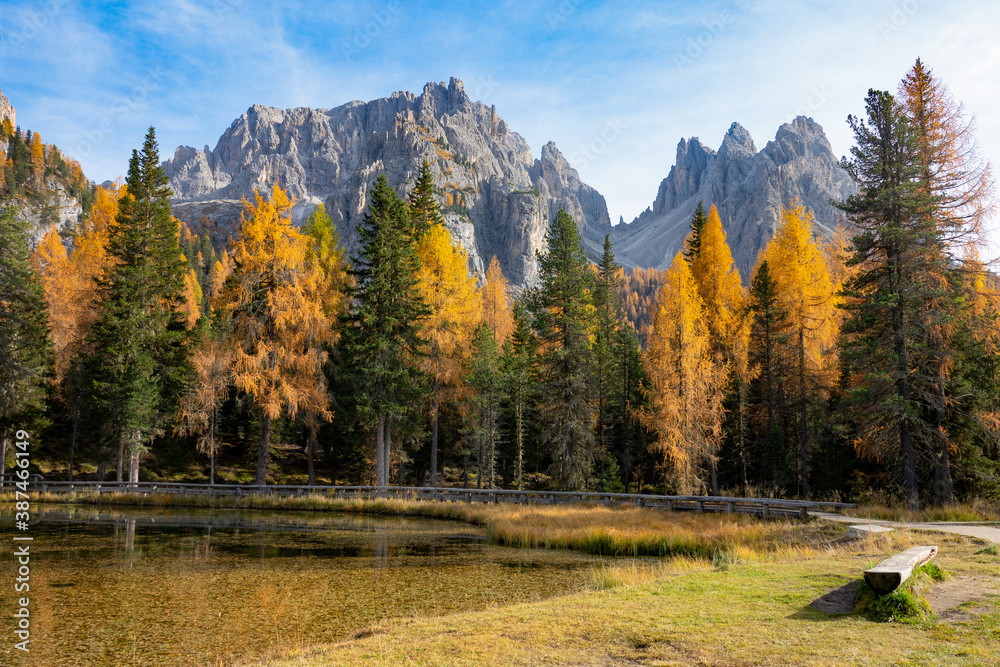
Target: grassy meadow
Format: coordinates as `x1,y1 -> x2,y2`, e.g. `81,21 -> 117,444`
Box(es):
14,491 -> 1000,665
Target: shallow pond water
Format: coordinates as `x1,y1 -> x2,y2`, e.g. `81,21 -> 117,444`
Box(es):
0,504 -> 603,666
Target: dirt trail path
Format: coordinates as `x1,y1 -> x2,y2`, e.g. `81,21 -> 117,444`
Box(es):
811,511 -> 1000,543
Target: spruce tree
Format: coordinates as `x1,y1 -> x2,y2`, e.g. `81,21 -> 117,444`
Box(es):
340,174 -> 429,490
836,90 -> 933,510
527,209 -> 596,490
85,128 -> 188,483
408,160 -> 443,239
466,322 -> 504,488
592,235 -> 621,456
683,201 -> 708,261
501,301 -> 537,490
746,260 -> 793,488
0,205 -> 53,480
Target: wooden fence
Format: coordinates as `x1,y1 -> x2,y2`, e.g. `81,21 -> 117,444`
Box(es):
5,479 -> 856,520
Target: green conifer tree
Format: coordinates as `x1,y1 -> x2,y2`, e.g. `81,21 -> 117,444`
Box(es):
340,175 -> 429,490
527,209 -> 596,490
0,206 -> 53,480
683,201 -> 708,261
85,127 -> 188,483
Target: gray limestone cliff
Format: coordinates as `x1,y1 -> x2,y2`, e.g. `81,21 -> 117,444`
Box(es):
0,88 -> 15,128
611,117 -> 856,280
164,78 -> 611,287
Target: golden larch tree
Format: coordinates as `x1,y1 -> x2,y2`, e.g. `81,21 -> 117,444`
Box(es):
416,222 -> 483,486
30,131 -> 45,188
640,251 -> 727,494
221,183 -> 331,484
175,335 -> 231,484
686,203 -> 749,492
688,204 -> 745,346
32,182 -> 123,383
482,255 -> 513,345
300,203 -> 351,484
180,265 -> 202,328
759,202 -> 838,497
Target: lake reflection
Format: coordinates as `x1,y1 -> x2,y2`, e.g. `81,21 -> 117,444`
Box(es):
0,505 -> 600,666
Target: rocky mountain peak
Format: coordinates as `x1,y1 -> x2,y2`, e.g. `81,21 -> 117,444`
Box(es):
611,116 -> 856,280
718,122 -> 756,160
163,78 -> 610,287
0,88 -> 14,128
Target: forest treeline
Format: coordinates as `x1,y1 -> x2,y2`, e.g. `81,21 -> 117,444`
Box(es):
2,60 -> 998,508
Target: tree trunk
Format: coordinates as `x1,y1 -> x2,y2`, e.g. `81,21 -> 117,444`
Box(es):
477,432 -> 483,489
932,374 -> 953,505
462,449 -> 469,488
307,424 -> 316,486
383,417 -> 392,489
709,458 -> 719,496
68,406 -> 78,482
128,448 -> 140,484
798,328 -> 810,498
0,432 -> 7,487
256,413 -> 271,485
209,408 -> 216,486
430,387 -> 439,487
891,257 -> 919,511
375,413 -> 385,490
116,437 -> 124,483
515,397 -> 524,491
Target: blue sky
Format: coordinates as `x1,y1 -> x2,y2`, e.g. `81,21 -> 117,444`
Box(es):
2,0 -> 998,248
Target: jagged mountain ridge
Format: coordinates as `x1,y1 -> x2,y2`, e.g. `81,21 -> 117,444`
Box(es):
611,117 -> 857,281
0,87 -> 88,242
163,78 -> 611,287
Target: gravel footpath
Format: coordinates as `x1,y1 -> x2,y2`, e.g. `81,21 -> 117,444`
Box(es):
810,511 -> 1000,544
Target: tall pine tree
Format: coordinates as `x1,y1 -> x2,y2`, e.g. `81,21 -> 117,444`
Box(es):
837,90 -> 933,510
0,205 -> 52,481
528,209 -> 596,490
340,175 -> 429,490
85,128 -> 188,483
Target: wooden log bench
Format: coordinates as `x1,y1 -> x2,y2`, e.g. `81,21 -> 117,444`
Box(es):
863,546 -> 938,595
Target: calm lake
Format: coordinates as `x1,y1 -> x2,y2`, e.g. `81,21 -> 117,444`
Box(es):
0,504 -> 603,666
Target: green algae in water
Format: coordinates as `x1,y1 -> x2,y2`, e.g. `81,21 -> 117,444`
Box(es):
0,506 -> 601,666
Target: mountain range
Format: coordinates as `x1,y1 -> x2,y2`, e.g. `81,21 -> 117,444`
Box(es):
162,78 -> 857,287
3,79 -> 857,287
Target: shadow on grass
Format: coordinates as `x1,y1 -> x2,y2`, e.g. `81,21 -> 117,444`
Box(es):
788,580 -> 859,621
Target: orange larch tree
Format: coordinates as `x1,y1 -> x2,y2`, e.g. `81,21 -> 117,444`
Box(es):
482,256 -> 513,345
640,251 -> 727,494
221,183 -> 331,484
686,203 -> 749,493
759,202 -> 838,497
416,222 -> 483,486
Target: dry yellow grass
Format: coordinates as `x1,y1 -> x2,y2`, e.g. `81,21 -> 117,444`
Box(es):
240,531 -> 999,667
24,490 -> 842,561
